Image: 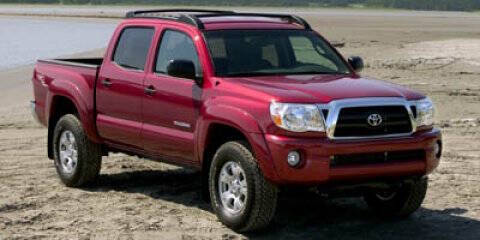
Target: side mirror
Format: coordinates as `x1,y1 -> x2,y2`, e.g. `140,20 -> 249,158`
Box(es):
348,56 -> 364,73
167,60 -> 202,85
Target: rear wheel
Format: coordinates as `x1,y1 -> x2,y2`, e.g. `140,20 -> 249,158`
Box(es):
53,114 -> 102,187
364,177 -> 428,217
209,141 -> 278,232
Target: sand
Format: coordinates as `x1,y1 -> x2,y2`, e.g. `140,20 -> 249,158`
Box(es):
1,8 -> 480,240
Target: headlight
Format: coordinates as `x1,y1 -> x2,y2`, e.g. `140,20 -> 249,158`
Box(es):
411,97 -> 434,127
270,102 -> 325,132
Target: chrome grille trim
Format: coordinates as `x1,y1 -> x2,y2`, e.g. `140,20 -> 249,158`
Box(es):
317,97 -> 417,140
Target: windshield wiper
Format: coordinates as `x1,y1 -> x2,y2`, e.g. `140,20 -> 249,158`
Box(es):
222,72 -> 276,77
287,71 -> 349,75
222,71 -> 347,77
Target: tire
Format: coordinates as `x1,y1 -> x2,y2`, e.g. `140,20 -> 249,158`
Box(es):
364,177 -> 428,218
52,114 -> 102,187
209,141 -> 278,232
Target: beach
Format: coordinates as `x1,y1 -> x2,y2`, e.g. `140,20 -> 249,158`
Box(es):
0,6 -> 479,239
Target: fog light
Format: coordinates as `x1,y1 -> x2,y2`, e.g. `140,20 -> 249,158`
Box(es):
434,141 -> 442,159
287,151 -> 301,167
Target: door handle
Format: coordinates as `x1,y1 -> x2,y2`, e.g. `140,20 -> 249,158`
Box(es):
102,79 -> 112,87
144,85 -> 156,95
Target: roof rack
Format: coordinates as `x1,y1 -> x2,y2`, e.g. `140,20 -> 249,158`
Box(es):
125,9 -> 311,30
126,9 -> 235,29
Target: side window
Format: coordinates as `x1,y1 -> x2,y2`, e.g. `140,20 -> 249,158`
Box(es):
113,27 -> 154,70
289,36 -> 338,71
155,30 -> 201,76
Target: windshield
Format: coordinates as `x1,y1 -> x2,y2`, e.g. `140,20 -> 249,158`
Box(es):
204,30 -> 351,77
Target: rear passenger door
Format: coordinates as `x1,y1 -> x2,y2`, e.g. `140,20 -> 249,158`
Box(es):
96,26 -> 154,148
142,29 -> 202,165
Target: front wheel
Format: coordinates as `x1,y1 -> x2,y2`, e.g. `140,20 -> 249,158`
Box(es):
364,177 -> 428,217
53,114 -> 102,187
209,141 -> 278,232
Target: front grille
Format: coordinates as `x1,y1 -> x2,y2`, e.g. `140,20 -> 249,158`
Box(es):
330,150 -> 425,167
334,106 -> 412,138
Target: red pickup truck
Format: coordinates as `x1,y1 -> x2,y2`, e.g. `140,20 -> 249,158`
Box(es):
31,9 -> 442,232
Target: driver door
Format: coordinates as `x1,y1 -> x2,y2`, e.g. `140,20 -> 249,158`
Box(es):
142,28 -> 203,165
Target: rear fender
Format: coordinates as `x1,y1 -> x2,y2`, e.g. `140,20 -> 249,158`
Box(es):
47,77 -> 101,143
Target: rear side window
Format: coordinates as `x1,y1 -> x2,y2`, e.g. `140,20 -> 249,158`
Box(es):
155,30 -> 201,75
113,27 -> 154,70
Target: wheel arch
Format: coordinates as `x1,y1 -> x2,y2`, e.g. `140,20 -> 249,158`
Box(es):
199,121 -> 280,201
201,123 -> 250,172
47,95 -> 80,159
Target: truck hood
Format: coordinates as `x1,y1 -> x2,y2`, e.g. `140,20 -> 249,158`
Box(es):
223,74 -> 425,103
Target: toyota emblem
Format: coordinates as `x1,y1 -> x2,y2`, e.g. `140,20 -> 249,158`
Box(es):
367,113 -> 383,127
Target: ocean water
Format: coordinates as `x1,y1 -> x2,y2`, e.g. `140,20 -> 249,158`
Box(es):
0,17 -> 116,70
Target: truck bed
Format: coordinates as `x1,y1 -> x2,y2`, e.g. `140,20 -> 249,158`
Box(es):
32,58 -> 103,128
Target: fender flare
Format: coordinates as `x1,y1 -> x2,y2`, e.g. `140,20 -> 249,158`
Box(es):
196,104 -> 280,182
47,78 -> 100,141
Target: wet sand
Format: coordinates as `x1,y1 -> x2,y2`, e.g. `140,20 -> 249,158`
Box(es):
0,8 -> 480,240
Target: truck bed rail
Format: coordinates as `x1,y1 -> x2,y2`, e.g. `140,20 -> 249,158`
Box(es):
38,58 -> 103,69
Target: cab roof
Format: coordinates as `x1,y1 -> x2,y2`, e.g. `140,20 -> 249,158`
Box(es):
125,9 -> 311,31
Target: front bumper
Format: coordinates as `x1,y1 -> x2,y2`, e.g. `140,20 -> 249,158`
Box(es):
263,128 -> 442,185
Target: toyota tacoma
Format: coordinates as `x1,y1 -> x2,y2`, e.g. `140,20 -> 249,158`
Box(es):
31,9 -> 442,232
